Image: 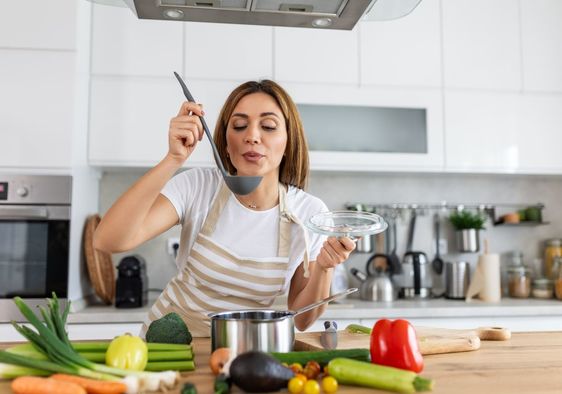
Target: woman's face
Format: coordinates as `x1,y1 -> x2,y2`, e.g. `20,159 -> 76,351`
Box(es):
226,92 -> 288,179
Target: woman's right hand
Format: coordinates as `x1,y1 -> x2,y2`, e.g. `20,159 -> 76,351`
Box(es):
167,101 -> 204,165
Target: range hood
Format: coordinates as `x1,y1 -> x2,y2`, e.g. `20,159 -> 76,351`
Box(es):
111,0 -> 422,30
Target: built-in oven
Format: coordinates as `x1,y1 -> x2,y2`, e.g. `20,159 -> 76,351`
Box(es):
0,174 -> 71,322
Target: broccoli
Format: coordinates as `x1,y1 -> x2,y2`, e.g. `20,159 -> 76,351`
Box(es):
145,312 -> 192,344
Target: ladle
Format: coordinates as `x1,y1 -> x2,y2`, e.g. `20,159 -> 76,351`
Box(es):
173,72 -> 262,195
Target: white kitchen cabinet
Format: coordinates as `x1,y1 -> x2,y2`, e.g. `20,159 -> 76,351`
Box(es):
520,0 -> 562,93
442,0 -> 521,91
89,76 -> 237,167
0,0 -> 76,50
0,323 -> 142,342
184,23 -> 273,81
91,4 -> 183,77
0,50 -> 74,169
284,83 -> 444,171
359,0 -> 442,88
274,27 -> 358,85
445,91 -> 562,173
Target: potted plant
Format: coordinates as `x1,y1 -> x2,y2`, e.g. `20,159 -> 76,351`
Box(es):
449,211 -> 486,253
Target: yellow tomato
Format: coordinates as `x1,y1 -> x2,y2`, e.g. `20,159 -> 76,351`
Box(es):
322,376 -> 339,393
303,379 -> 320,394
105,333 -> 148,371
288,377 -> 305,394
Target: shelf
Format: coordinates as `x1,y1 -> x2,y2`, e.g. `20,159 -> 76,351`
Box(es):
494,221 -> 550,227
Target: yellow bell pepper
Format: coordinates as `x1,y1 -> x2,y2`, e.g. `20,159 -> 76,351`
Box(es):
105,334 -> 148,371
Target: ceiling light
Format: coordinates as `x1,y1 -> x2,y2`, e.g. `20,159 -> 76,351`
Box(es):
163,9 -> 184,19
312,18 -> 332,28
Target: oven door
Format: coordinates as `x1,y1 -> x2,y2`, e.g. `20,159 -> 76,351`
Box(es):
0,205 -> 70,321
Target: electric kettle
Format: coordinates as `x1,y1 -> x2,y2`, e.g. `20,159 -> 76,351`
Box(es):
400,251 -> 433,299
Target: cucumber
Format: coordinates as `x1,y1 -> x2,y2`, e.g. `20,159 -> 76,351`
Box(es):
269,348 -> 370,367
327,358 -> 434,393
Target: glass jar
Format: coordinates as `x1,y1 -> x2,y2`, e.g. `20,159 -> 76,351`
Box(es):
507,266 -> 532,298
553,257 -> 562,300
544,239 -> 562,279
532,278 -> 554,299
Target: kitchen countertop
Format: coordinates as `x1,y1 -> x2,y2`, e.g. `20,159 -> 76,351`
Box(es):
67,296 -> 562,324
2,332 -> 562,393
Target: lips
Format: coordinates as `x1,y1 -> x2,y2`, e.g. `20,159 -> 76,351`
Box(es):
242,151 -> 264,162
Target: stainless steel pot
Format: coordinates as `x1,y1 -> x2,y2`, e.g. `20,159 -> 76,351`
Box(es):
208,288 -> 357,353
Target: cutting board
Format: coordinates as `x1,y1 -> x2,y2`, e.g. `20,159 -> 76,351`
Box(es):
295,326 -> 511,355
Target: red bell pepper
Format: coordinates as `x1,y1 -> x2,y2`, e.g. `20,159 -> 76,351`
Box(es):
369,319 -> 424,373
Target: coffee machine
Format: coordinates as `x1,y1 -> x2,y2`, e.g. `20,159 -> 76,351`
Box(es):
115,255 -> 148,308
400,251 -> 433,298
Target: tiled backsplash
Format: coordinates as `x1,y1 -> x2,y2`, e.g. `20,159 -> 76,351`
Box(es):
99,169 -> 562,291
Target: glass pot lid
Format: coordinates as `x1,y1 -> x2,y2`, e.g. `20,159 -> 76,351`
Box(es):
305,210 -> 388,238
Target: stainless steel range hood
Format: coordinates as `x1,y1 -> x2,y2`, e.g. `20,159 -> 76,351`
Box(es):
112,0 -> 421,30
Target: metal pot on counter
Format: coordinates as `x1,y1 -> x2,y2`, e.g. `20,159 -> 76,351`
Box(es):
208,288 -> 357,353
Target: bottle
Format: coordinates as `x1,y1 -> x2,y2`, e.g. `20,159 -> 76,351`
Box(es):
554,257 -> 562,300
544,239 -> 562,279
507,266 -> 532,298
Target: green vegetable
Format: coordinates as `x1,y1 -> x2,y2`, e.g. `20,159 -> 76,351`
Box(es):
449,210 -> 486,230
145,360 -> 195,371
181,382 -> 197,394
230,351 -> 294,393
327,358 -> 434,393
269,348 -> 370,367
0,294 -> 180,391
146,312 -> 192,345
345,324 -> 372,334
214,373 -> 231,394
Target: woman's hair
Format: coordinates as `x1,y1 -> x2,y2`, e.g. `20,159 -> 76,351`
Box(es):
213,80 -> 309,190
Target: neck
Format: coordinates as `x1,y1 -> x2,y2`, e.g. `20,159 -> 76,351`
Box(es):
236,173 -> 280,211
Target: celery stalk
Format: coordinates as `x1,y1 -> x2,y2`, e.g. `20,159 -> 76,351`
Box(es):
145,360 -> 195,372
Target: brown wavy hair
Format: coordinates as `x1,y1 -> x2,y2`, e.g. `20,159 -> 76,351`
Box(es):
213,80 -> 309,190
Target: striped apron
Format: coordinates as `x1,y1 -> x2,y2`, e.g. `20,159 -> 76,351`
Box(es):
141,181 -> 310,338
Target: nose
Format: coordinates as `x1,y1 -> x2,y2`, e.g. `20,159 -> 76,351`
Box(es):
243,123 -> 260,144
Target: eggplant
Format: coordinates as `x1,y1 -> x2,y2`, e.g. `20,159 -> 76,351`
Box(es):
229,351 -> 295,393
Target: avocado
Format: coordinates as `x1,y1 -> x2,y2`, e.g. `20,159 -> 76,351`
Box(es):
230,351 -> 295,393
145,312 -> 192,344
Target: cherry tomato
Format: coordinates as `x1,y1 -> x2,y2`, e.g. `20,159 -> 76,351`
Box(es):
288,377 -> 305,394
303,379 -> 320,394
295,373 -> 308,383
322,376 -> 339,393
305,361 -> 321,373
290,363 -> 304,374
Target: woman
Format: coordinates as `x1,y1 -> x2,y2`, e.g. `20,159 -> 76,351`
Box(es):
94,80 -> 355,337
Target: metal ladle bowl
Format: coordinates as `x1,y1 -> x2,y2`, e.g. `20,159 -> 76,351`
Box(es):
174,72 -> 262,195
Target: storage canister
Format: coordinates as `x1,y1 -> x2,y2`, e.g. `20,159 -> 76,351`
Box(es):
544,239 -> 562,279
532,278 -> 554,299
445,261 -> 470,299
507,266 -> 532,298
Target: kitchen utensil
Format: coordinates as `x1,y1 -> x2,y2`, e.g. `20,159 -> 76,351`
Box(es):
401,251 -> 432,298
445,261 -> 470,299
208,288 -> 357,353
356,234 -> 373,253
387,216 -> 402,275
405,209 -> 417,252
305,210 -> 387,239
294,326 -> 511,355
432,213 -> 444,275
351,265 -> 397,302
370,232 -> 388,271
320,321 -> 338,349
84,214 -> 115,305
173,72 -> 261,195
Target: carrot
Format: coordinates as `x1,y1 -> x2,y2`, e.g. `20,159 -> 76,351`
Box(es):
11,376 -> 86,394
209,348 -> 231,375
50,374 -> 127,394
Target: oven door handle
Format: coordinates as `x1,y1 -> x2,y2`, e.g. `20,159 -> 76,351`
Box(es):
0,206 -> 49,219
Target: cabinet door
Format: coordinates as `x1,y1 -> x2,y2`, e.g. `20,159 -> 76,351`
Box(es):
91,4 -> 183,76
360,0 -> 441,88
284,83 -> 444,171
0,51 -> 74,169
0,0 -> 76,50
442,0 -> 521,91
89,77 -> 235,167
521,0 -> 562,92
184,23 -> 273,81
274,27 -> 358,84
445,91 -> 520,172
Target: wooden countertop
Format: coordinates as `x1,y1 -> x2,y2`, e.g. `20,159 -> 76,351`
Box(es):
2,332 -> 562,393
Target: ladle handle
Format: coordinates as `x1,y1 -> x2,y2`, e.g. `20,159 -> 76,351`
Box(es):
292,288 -> 358,317
173,72 -> 227,174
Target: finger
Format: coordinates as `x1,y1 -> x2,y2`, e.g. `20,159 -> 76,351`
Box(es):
322,241 -> 341,262
171,128 -> 198,147
326,241 -> 346,261
177,101 -> 205,117
338,236 -> 356,251
172,117 -> 204,140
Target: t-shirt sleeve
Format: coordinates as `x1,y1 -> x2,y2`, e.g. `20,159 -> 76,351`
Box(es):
160,172 -> 191,224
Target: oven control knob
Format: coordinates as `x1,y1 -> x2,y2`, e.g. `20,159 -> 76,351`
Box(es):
16,186 -> 29,197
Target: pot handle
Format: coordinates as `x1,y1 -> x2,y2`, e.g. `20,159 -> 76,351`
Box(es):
292,288 -> 358,317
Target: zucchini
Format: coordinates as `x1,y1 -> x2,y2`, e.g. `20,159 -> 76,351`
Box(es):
327,358 -> 434,394
269,348 -> 370,367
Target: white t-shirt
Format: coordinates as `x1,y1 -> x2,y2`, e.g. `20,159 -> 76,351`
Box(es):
161,168 -> 328,286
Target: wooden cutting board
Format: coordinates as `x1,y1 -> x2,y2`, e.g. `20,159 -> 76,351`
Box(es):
295,326 -> 511,355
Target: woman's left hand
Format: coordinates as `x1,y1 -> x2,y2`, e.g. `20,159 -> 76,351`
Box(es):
317,237 -> 356,270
